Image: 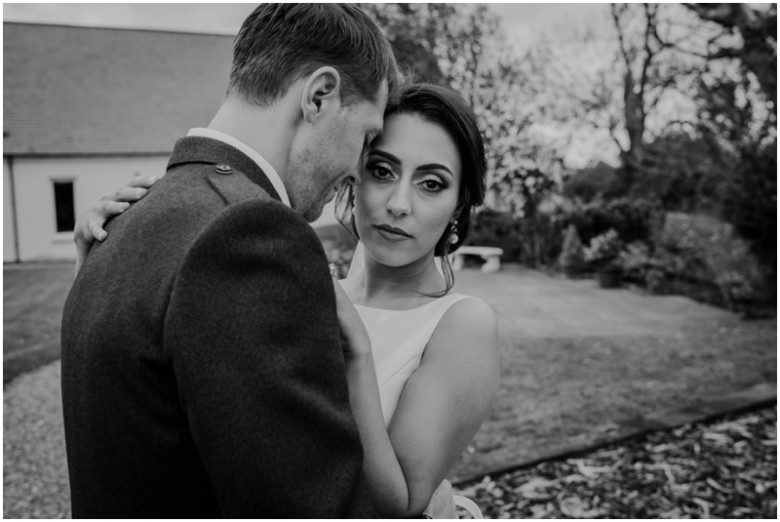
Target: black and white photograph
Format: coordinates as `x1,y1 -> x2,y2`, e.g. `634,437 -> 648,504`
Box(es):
3,2 -> 776,518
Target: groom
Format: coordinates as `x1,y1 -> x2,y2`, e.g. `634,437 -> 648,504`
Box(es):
61,4 -> 399,518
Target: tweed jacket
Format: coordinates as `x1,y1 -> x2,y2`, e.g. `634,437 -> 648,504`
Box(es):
61,137 -> 373,518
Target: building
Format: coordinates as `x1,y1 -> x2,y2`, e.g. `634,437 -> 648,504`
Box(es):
3,22 -> 338,263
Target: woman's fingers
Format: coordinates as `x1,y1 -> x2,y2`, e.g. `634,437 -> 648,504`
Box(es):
74,200 -> 129,247
90,201 -> 130,238
125,175 -> 159,189
75,177 -> 150,245
106,186 -> 148,203
74,214 -> 100,276
101,175 -> 159,203
100,200 -> 131,215
332,280 -> 371,358
87,219 -> 108,242
73,176 -> 158,276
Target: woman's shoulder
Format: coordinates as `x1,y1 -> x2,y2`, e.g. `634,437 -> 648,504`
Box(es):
423,293 -> 500,395
441,294 -> 496,328
428,294 -> 498,357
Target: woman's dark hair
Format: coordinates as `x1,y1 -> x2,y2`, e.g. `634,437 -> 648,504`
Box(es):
337,82 -> 487,295
230,4 -> 400,106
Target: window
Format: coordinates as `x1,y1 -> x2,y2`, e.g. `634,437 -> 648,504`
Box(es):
53,181 -> 75,232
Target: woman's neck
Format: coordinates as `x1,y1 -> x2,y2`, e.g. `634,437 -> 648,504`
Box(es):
351,251 -> 446,309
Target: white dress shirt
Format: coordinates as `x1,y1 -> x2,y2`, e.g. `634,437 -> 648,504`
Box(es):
187,128 -> 291,208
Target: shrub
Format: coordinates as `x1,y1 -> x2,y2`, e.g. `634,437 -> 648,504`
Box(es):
617,241 -> 655,284
652,212 -> 767,308
558,224 -> 586,275
583,229 -> 624,270
562,162 -> 620,202
466,209 -> 523,262
721,140 -> 777,297
563,197 -> 664,246
517,211 -> 564,268
468,207 -> 564,267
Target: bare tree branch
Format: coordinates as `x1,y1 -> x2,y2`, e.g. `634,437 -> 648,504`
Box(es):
611,4 -> 633,70
639,3 -> 656,101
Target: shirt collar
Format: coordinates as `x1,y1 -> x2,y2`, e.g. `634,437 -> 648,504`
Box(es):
186,128 -> 291,207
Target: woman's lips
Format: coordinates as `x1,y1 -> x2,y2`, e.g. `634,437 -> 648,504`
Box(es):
374,224 -> 412,241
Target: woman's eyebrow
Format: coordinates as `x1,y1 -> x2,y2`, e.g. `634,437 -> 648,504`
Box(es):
417,163 -> 454,177
367,149 -> 401,165
368,150 -> 454,177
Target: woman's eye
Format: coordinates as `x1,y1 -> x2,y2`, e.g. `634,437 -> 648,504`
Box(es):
369,165 -> 393,180
420,178 -> 445,192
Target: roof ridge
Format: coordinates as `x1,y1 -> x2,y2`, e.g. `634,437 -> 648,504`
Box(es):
2,21 -> 235,38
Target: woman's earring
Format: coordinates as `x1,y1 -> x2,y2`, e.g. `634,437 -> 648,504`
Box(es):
449,220 -> 459,244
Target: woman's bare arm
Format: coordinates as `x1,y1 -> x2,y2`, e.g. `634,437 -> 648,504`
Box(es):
387,298 -> 499,513
333,283 -> 499,517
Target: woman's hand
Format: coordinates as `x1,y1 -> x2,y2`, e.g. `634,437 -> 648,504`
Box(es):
74,175 -> 158,274
332,279 -> 372,360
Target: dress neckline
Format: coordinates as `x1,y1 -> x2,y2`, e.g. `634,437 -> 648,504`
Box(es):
353,293 -> 462,313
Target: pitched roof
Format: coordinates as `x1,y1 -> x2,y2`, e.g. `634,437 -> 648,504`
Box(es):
3,23 -> 234,156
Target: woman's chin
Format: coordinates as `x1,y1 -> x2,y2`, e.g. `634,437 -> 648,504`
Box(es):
362,244 -> 409,267
363,243 -> 434,270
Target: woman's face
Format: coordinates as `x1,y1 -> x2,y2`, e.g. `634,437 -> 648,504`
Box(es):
354,113 -> 461,267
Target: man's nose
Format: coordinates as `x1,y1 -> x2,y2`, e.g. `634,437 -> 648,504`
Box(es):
346,156 -> 363,187
346,167 -> 362,187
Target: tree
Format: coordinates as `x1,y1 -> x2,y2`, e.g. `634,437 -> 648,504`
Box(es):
607,3 -> 720,178
517,4 -> 709,182
359,3 -> 449,83
684,3 -> 776,115
682,4 -> 777,285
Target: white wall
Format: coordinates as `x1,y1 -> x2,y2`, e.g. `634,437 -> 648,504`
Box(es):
4,159 -> 19,262
11,156 -> 169,261
7,154 -> 342,262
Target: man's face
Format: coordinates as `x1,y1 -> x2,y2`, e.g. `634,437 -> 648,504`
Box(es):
289,81 -> 388,222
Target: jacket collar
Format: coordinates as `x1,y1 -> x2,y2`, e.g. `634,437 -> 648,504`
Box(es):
167,136 -> 282,203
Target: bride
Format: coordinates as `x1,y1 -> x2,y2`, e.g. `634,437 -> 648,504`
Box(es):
74,83 -> 500,518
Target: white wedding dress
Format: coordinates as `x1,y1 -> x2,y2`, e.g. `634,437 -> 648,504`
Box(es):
342,243 -> 483,519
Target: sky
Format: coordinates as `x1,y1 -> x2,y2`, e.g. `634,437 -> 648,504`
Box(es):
2,2 -> 607,54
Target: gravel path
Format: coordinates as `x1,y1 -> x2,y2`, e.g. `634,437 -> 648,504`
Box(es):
4,361 -> 70,519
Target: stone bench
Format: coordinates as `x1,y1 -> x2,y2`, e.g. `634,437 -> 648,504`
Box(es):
450,246 -> 504,273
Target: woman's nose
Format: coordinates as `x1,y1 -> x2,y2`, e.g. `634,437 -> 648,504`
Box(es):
386,183 -> 411,217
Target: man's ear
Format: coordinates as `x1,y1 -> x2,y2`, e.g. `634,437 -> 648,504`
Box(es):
301,66 -> 341,123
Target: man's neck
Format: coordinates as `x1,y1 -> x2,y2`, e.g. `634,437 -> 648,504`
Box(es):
206,93 -> 297,189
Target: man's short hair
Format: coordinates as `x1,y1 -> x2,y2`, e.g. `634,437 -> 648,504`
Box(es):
230,4 -> 400,106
